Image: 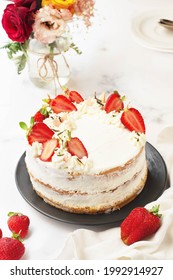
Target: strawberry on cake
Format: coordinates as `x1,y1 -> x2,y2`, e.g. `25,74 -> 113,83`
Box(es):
20,90 -> 147,214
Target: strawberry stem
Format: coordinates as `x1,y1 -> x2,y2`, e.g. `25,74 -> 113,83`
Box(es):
8,212 -> 22,217
149,205 -> 162,218
12,232 -> 24,242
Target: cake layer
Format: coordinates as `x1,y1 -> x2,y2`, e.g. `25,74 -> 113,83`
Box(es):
29,163 -> 148,214
25,147 -> 146,195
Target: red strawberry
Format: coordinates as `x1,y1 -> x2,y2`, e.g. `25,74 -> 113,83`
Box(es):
7,212 -> 30,239
121,108 -> 146,133
120,205 -> 161,245
28,122 -> 54,145
0,229 -> 2,239
49,95 -> 77,114
0,237 -> 25,260
67,137 -> 88,159
40,139 -> 59,161
68,90 -> 84,104
104,92 -> 124,113
33,111 -> 46,123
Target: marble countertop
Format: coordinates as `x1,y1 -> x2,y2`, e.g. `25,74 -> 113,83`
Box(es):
0,0 -> 173,259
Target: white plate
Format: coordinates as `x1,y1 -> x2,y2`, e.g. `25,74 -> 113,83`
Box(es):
131,9 -> 173,52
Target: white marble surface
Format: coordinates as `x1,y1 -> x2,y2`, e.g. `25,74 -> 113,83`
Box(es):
0,0 -> 173,259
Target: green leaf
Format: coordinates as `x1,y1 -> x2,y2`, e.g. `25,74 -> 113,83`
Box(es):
30,117 -> 34,126
14,54 -> 27,74
70,42 -> 82,55
67,130 -> 71,140
42,98 -> 50,103
40,107 -> 48,116
1,41 -> 28,74
149,204 -> 162,218
19,122 -> 28,131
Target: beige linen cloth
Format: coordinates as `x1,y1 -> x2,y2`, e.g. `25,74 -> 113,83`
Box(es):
55,126 -> 173,260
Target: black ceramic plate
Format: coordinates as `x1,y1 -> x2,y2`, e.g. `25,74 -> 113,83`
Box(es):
15,142 -> 169,226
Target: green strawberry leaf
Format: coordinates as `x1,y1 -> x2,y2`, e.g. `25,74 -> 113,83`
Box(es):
30,117 -> 34,126
19,122 -> 28,131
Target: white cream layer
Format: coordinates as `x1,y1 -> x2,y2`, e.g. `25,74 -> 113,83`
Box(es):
30,163 -> 147,212
71,113 -> 143,173
25,147 -> 146,194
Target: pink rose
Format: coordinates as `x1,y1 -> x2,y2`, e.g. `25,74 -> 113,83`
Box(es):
2,4 -> 33,43
33,6 -> 68,44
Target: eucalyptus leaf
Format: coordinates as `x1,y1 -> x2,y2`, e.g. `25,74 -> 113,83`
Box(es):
1,41 -> 28,74
14,54 -> 27,74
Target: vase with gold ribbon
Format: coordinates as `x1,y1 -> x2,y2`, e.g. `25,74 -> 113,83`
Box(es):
27,36 -> 71,94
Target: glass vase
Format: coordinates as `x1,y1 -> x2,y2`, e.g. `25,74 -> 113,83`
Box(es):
27,38 -> 71,94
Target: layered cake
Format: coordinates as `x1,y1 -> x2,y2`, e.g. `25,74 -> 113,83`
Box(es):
21,90 -> 147,214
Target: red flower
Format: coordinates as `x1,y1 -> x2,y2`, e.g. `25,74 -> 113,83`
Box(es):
2,4 -> 34,43
12,0 -> 37,11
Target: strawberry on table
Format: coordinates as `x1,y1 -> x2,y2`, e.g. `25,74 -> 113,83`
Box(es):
49,95 -> 77,114
120,107 -> 146,133
0,228 -> 2,239
120,205 -> 162,245
40,139 -> 59,161
7,212 -> 30,239
67,137 -> 88,159
0,237 -> 25,260
67,90 -> 84,104
28,122 -> 54,145
104,91 -> 124,113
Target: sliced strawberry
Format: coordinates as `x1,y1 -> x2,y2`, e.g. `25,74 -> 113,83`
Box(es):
28,123 -> 54,145
49,95 -> 77,114
104,92 -> 124,113
40,139 -> 59,161
67,137 -> 88,159
33,111 -> 45,123
68,90 -> 84,104
121,108 -> 146,133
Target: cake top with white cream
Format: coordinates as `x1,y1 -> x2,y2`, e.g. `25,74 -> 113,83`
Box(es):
20,90 -> 146,175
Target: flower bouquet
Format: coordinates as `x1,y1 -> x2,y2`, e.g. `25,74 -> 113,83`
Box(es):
1,0 -> 95,90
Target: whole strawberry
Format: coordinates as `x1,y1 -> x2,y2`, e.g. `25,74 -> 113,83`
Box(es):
0,237 -> 25,260
7,212 -> 30,239
0,228 -> 2,239
120,205 -> 162,245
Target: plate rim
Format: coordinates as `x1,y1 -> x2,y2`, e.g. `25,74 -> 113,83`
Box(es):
15,142 -> 169,226
131,9 -> 173,52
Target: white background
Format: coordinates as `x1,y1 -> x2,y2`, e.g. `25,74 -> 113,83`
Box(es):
0,0 -> 173,260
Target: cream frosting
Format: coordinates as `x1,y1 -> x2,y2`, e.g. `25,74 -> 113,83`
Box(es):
30,97 -> 146,175
25,147 -> 146,194
29,163 -> 147,213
